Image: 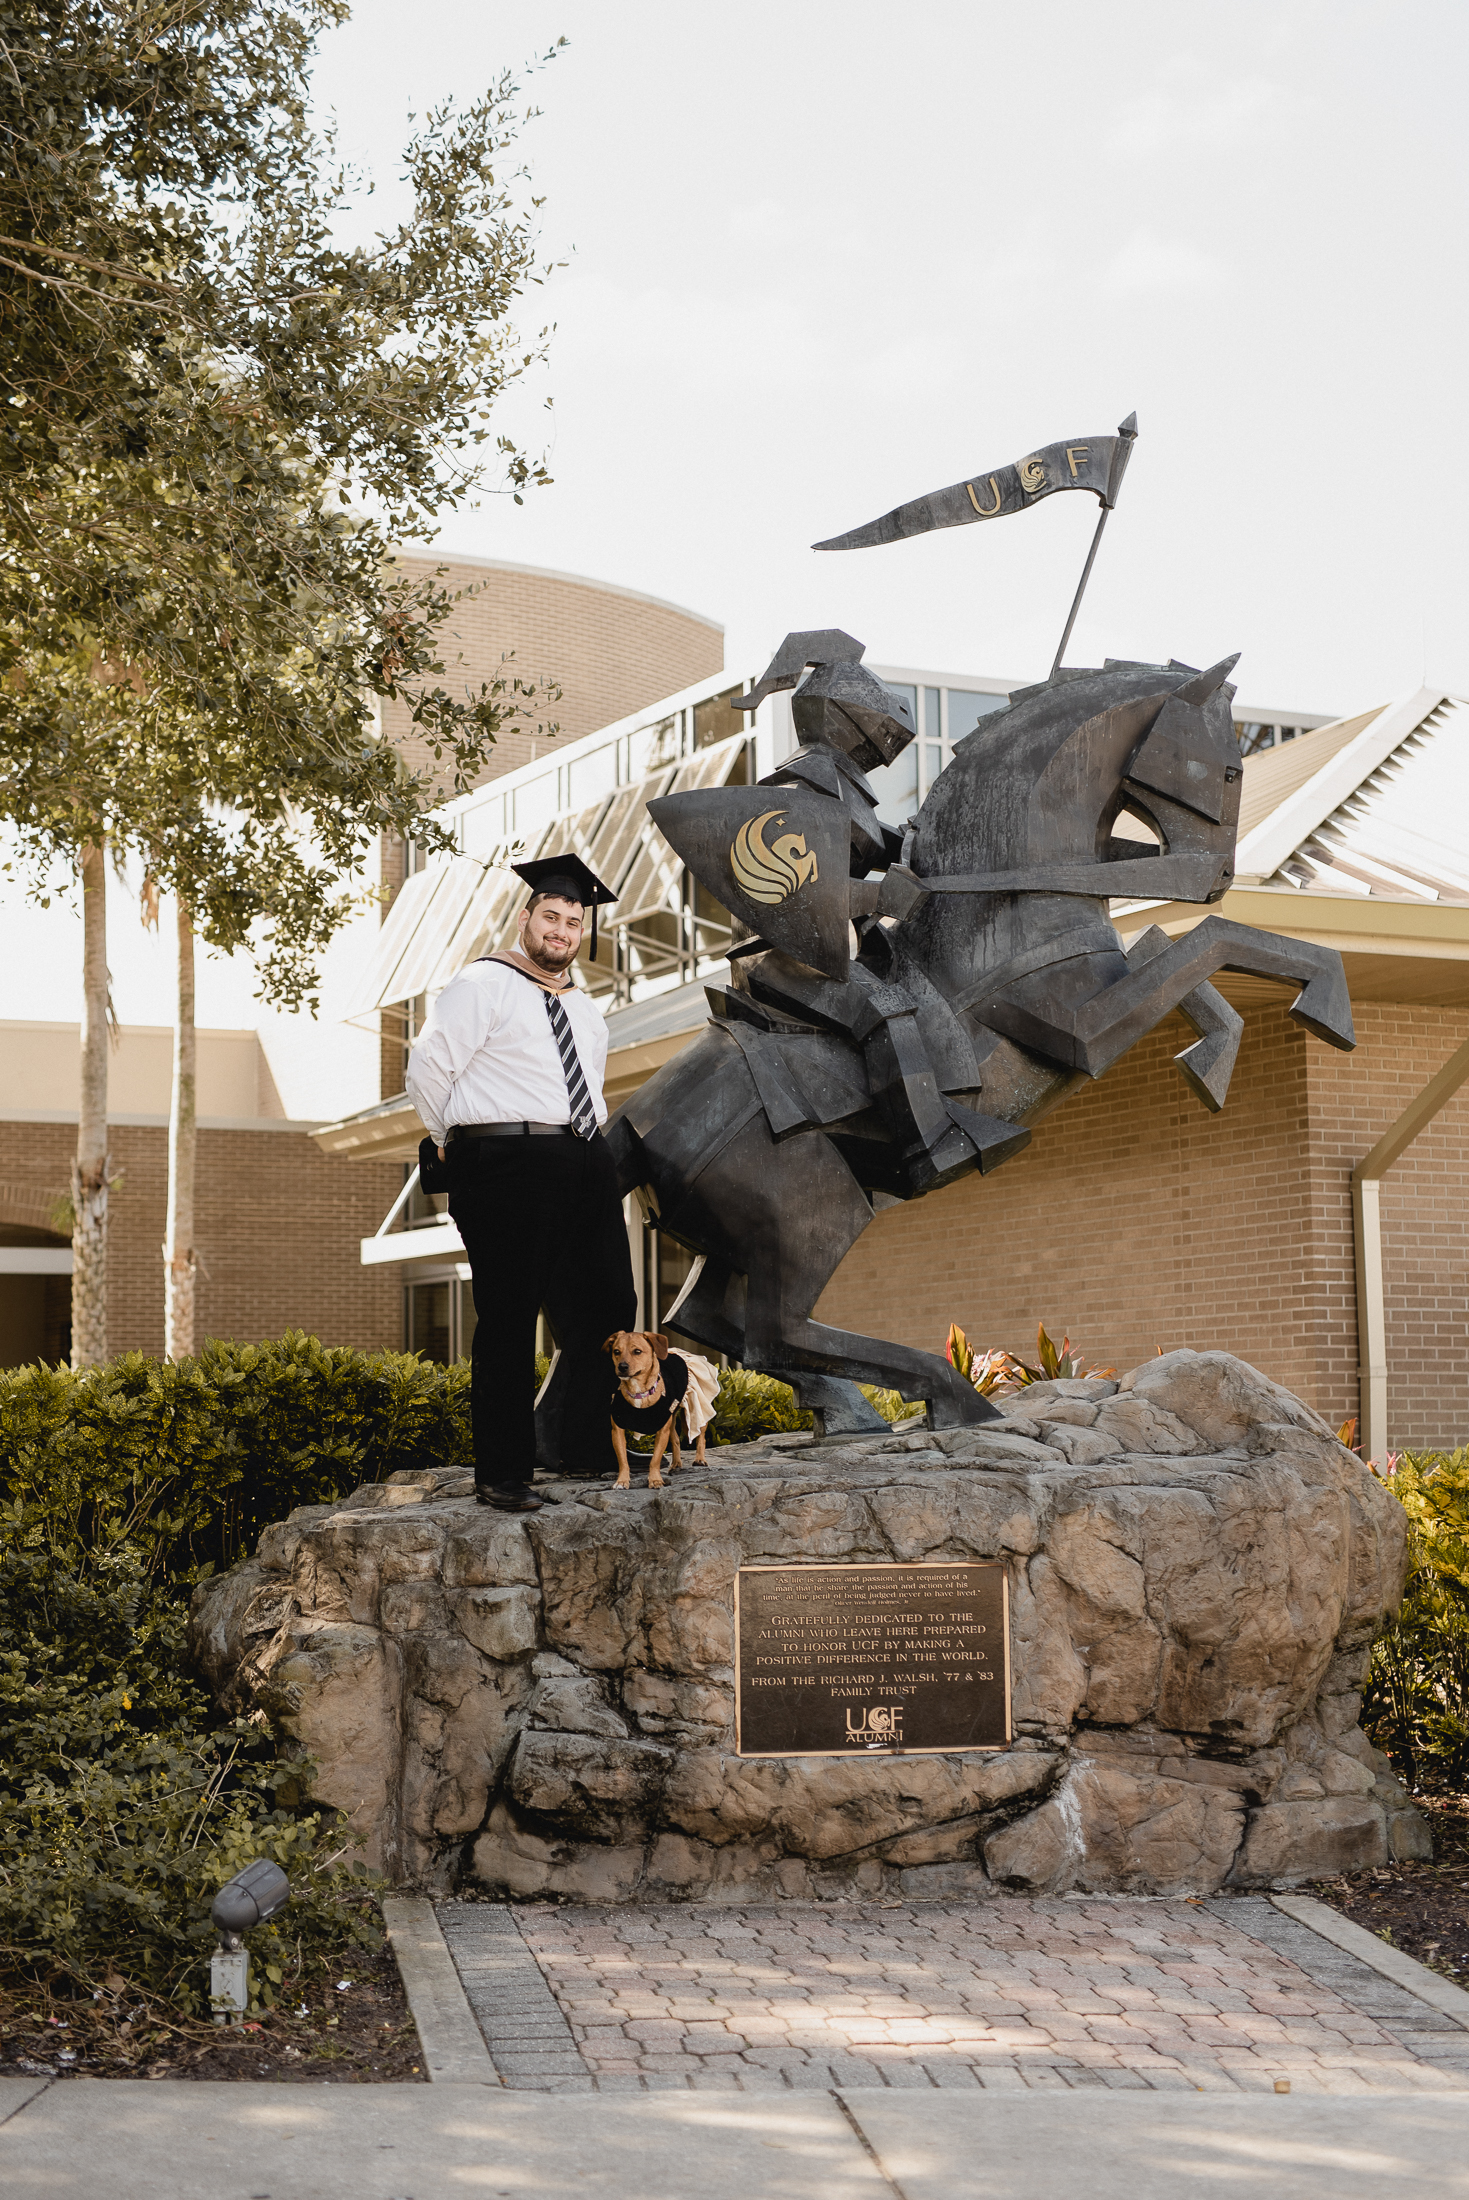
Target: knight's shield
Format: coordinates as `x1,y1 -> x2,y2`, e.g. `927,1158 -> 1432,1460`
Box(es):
648,788 -> 852,980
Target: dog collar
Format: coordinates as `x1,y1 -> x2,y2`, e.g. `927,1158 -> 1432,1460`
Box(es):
629,1377 -> 664,1405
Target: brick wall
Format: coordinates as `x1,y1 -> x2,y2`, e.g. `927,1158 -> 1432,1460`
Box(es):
814,997 -> 1469,1448
383,558 -> 724,791
0,1121 -> 403,1361
815,1003 -> 1321,1402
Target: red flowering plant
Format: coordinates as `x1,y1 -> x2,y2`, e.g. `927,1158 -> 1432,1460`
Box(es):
945,1320 -> 1115,1396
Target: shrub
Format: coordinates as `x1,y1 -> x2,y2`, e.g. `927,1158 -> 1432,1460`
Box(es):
1365,1448 -> 1469,1794
946,1319 -> 1115,1394
708,1366 -> 811,1445
0,1494 -> 375,2010
0,1336 -> 469,2000
0,1333 -> 473,1577
671,1367 -> 915,1450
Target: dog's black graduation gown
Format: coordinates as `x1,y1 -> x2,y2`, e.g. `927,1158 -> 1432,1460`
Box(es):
610,1354 -> 690,1438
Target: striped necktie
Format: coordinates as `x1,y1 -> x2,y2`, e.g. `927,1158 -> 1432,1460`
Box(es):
544,990 -> 599,1138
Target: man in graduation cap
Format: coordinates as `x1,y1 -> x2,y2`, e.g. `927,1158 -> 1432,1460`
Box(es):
404,854 -> 636,1512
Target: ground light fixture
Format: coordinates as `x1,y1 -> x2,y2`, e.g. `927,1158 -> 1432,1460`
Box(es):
209,1859 -> 291,2024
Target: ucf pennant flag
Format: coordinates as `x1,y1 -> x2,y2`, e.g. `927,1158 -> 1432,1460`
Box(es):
814,412 -> 1137,552
647,787 -> 853,981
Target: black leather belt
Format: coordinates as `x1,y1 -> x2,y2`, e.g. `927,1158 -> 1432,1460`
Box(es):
447,1120 -> 577,1140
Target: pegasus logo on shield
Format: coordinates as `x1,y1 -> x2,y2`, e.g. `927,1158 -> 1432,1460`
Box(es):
729,810 -> 820,907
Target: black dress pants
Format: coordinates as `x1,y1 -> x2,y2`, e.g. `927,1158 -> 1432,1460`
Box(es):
448,1132 -> 636,1489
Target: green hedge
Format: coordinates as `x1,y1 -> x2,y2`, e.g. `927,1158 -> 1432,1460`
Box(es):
0,1492 -> 376,2010
0,1333 -> 474,1578
0,1335 -> 468,2003
0,1336 -> 914,1562
1365,1448 -> 1469,1793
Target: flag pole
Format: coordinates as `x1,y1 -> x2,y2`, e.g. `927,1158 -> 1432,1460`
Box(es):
1049,505 -> 1110,681
1049,411 -> 1137,682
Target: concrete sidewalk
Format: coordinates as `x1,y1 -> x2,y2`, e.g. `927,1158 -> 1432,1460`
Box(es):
5,2076 -> 1469,2197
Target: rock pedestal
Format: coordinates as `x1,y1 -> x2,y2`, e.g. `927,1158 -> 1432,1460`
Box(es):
190,1351 -> 1429,1900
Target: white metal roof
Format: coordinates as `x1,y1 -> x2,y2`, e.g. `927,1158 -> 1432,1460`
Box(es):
344,731 -> 749,1016
1234,687 -> 1469,904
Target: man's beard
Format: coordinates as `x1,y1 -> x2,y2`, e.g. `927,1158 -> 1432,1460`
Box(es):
525,934 -> 577,974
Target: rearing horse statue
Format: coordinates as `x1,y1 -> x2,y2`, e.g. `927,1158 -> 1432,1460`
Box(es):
583,636 -> 1354,1442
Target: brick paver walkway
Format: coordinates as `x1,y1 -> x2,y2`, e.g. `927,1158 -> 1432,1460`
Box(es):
438,1897 -> 1469,2096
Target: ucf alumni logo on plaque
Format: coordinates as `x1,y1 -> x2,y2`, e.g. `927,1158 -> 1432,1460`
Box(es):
734,1561 -> 1012,1757
846,1703 -> 903,1748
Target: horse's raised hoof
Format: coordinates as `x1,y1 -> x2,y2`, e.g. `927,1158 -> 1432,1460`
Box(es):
1289,970 -> 1355,1052
1173,983 -> 1243,1112
943,1101 -> 1032,1176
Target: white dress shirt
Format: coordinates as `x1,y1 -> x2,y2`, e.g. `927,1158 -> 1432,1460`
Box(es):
404,960 -> 610,1142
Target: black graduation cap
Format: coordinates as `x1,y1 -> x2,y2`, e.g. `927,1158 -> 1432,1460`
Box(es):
512,852 -> 618,956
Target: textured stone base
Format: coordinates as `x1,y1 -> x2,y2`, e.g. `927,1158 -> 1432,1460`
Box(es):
190,1351 -> 1427,1898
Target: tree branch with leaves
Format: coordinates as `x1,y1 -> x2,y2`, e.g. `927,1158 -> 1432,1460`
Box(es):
0,0 -> 567,1361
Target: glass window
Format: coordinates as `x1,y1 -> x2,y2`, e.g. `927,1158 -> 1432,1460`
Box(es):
693,687 -> 746,750
923,688 -> 942,739
866,742 -> 918,829
404,1275 -> 476,1363
407,1280 -> 452,1364
627,715 -> 681,778
514,774 -> 558,836
946,690 -> 1006,744
568,742 -> 618,810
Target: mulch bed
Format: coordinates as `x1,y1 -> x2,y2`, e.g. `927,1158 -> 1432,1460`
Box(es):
1310,1793 -> 1469,1981
0,1936 -> 425,2083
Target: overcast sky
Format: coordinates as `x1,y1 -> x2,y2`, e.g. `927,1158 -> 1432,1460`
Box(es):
313,0 -> 1467,719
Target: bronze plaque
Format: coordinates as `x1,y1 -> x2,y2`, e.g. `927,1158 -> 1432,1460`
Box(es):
734,1561 -> 1011,1757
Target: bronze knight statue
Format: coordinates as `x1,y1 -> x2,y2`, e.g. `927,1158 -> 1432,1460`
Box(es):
551,634 -> 1356,1449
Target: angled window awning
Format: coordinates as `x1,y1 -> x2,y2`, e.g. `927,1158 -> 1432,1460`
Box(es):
344,862 -> 460,1016
617,737 -> 745,921
345,731 -> 749,1014
1239,692 -> 1469,905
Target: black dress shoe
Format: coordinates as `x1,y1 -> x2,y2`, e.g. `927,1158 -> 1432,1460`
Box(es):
476,1488 -> 543,1513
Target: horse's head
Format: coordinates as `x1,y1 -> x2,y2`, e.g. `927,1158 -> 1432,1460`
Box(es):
910,654 -> 1243,893
732,629 -> 915,774
1118,657 -> 1245,856
896,655 -> 1245,1010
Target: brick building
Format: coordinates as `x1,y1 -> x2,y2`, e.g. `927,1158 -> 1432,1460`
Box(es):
384,554 -> 724,785
8,555 -> 1464,1458
323,661 -> 1469,1450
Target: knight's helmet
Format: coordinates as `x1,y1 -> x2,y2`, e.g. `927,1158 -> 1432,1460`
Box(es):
731,631 -> 915,773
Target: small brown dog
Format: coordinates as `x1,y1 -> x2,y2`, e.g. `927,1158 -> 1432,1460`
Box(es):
605,1330 -> 709,1490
